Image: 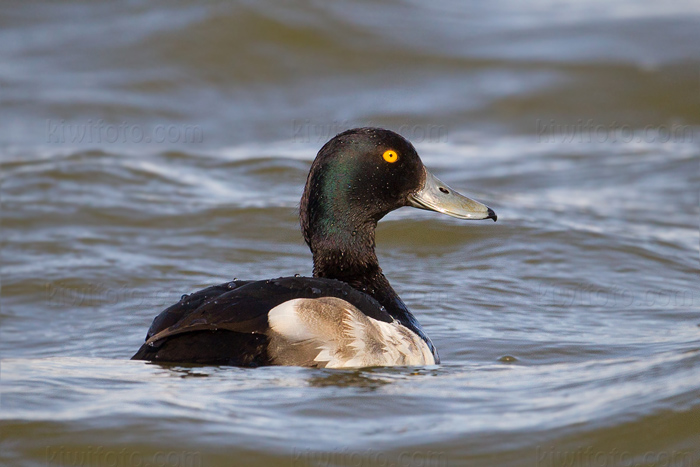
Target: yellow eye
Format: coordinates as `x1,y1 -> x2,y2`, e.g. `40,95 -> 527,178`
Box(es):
382,150 -> 398,163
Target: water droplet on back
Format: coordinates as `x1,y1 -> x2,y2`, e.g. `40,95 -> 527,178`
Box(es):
498,355 -> 518,363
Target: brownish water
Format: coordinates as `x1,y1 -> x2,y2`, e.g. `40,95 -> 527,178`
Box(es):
1,1 -> 699,466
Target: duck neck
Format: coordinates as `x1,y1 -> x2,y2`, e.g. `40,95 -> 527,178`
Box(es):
309,220 -> 391,297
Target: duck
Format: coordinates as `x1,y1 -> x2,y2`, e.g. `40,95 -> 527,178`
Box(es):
132,127 -> 496,368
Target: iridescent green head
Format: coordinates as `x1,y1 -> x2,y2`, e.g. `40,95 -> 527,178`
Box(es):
300,127 -> 496,279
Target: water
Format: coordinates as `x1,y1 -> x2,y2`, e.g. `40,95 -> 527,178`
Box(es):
2,1 -> 699,466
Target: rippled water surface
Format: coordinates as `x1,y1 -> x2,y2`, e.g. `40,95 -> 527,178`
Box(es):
2,1 -> 699,466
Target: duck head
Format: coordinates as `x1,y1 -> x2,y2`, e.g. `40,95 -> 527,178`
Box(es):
300,127 -> 496,287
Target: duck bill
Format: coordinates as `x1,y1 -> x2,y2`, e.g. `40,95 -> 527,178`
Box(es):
408,169 -> 497,221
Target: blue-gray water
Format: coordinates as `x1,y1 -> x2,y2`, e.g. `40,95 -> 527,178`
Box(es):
1,1 -> 699,466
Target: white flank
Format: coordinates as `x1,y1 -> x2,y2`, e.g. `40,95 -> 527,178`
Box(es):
267,298 -> 436,368
267,299 -> 316,342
